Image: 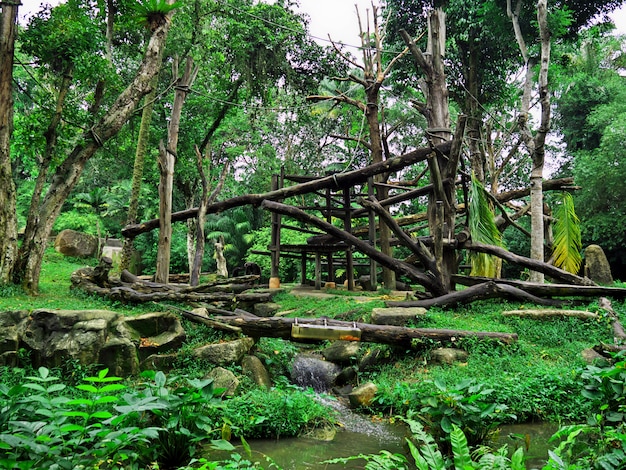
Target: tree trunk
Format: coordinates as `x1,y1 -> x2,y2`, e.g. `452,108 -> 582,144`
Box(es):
0,0 -> 19,284
121,73 -> 161,272
13,10 -> 175,294
154,57 -> 198,284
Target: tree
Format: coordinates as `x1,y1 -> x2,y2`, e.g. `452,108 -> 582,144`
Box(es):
5,0 -> 178,293
0,0 -> 20,284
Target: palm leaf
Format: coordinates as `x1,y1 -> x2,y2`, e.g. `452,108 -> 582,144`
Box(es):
468,176 -> 503,277
552,192 -> 582,274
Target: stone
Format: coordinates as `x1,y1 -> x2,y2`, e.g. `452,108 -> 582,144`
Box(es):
54,229 -> 99,258
241,355 -> 272,390
358,348 -> 383,371
322,341 -> 361,363
140,353 -> 179,372
253,302 -> 280,317
430,347 -> 468,365
192,337 -> 254,365
101,245 -> 122,267
335,366 -> 357,386
371,307 -> 427,326
584,244 -> 614,285
205,367 -> 240,396
348,382 -> 378,408
581,348 -> 604,364
124,312 -> 186,361
291,354 -> 341,392
0,309 -> 187,376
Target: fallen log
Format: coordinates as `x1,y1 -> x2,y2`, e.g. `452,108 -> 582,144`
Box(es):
599,297 -> 626,341
502,309 -> 598,320
386,281 -> 569,308
462,242 -> 595,286
453,275 -> 626,298
108,286 -> 235,303
209,314 -> 518,345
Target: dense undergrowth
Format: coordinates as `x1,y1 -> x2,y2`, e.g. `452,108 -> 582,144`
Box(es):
1,251 -> 626,468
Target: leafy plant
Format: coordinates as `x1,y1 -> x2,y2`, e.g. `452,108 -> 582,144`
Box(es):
410,378 -> 516,451
468,175 -> 503,277
552,192 -> 582,274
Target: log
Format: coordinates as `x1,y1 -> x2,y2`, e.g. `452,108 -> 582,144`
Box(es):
209,314 -> 518,345
386,281 -> 569,308
463,242 -> 595,286
502,309 -> 598,320
157,303 -> 242,333
261,199 -> 447,296
599,297 -> 626,341
122,141 -> 452,238
496,177 -> 578,204
453,275 -> 626,298
107,286 -> 235,303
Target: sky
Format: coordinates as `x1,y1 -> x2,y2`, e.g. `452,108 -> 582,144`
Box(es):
18,0 -> 626,44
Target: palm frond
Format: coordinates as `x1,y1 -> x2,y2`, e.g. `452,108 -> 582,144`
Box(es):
552,192 -> 582,274
468,176 -> 503,277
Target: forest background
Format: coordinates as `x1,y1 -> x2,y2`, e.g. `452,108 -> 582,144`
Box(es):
2,0 -> 626,294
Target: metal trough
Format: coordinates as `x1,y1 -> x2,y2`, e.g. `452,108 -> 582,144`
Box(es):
291,318 -> 361,341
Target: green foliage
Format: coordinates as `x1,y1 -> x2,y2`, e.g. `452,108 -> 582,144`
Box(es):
410,378 -> 515,450
131,0 -> 182,31
322,450 -> 411,469
551,192 -> 582,274
208,388 -> 335,439
468,176 -> 503,277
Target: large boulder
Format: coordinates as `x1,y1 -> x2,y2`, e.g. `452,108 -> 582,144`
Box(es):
290,354 -> 341,392
371,307 -> 427,326
242,355 -> 272,390
322,340 -> 361,364
192,337 -> 255,365
54,229 -> 99,258
584,244 -> 614,285
0,309 -> 186,377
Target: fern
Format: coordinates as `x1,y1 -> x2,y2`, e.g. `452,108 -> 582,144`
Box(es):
552,192 -> 582,274
450,425 -> 473,470
468,176 -> 503,277
405,419 -> 446,470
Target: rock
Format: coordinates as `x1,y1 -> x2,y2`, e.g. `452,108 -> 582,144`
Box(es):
358,275 -> 374,291
101,245 -> 122,267
371,307 -> 427,326
581,348 -> 604,364
205,367 -> 239,396
584,245 -> 614,285
291,354 -> 341,392
430,347 -> 468,365
0,309 -> 188,376
124,312 -> 186,361
54,229 -> 99,258
242,355 -> 272,390
140,353 -> 178,372
358,348 -> 383,371
192,337 -> 254,365
322,341 -> 361,363
253,302 -> 280,317
335,366 -> 357,386
348,382 -> 377,408
21,309 -> 138,376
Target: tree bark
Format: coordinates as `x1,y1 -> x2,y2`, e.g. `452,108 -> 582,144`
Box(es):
122,141 -> 452,238
0,0 -> 19,284
13,9 -> 175,294
155,57 -> 198,284
386,281 -> 569,308
463,241 -> 594,286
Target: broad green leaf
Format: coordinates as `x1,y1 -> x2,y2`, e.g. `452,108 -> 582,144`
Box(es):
450,425 -> 473,470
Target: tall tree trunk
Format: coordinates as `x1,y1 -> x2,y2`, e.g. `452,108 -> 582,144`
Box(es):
155,56 -> 197,283
0,0 -> 19,284
401,8 -> 455,292
13,11 -> 175,294
508,0 -> 551,283
120,73 -> 161,272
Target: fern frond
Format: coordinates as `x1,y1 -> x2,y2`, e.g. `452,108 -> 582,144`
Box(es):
552,192 -> 582,274
450,425 -> 473,470
405,419 -> 446,470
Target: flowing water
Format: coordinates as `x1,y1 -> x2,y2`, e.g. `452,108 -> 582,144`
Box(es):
491,422 -> 560,469
221,396 -> 408,469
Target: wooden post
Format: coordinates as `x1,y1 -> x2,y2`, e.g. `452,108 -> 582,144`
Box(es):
325,187 -> 334,284
300,251 -> 307,286
269,170 -> 283,288
344,187 -> 354,290
315,252 -> 322,290
367,177 -> 377,290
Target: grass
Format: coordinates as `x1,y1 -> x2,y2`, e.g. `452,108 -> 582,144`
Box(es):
2,249 -> 623,425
